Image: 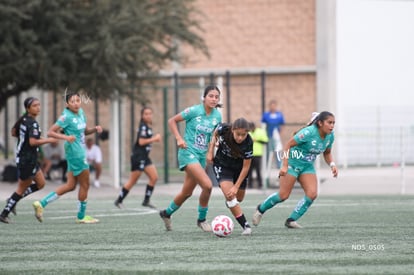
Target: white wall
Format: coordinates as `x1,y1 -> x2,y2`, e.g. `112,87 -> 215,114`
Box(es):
335,0 -> 414,165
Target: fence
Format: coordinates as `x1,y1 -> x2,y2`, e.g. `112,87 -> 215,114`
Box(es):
1,74 -> 413,186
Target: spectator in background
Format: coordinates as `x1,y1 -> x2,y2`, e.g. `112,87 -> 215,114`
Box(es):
247,121 -> 269,189
261,100 -> 285,168
42,141 -> 67,182
86,138 -> 102,188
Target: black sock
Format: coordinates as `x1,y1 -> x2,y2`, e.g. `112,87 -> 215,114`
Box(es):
22,183 -> 39,198
236,214 -> 250,229
1,193 -> 22,217
144,185 -> 154,202
117,187 -> 129,203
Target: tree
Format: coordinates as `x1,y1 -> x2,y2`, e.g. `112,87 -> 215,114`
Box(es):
0,0 -> 208,110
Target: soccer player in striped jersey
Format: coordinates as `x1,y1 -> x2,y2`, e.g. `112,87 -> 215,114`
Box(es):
208,118 -> 253,235
0,97 -> 57,224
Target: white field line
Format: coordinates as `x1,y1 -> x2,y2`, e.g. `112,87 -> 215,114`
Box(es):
14,200 -> 414,220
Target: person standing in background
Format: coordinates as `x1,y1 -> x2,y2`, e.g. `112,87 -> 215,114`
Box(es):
261,100 -> 285,168
42,141 -> 67,182
247,121 -> 269,189
86,138 -> 103,188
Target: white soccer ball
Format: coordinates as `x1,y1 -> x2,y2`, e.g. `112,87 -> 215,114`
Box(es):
211,215 -> 234,237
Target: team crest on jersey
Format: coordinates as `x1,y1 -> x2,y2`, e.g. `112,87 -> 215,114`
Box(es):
212,118 -> 218,125
298,133 -> 305,140
196,116 -> 202,122
58,115 -> 66,122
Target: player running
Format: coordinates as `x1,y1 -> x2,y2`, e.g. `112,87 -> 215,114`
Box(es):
159,85 -> 222,232
252,111 -> 338,229
33,92 -> 102,224
0,97 -> 57,224
208,118 -> 253,235
114,106 -> 161,209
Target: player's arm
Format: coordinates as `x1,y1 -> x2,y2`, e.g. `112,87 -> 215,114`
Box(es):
139,134 -> 161,146
85,125 -> 102,136
323,148 -> 338,178
235,158 -> 251,189
278,137 -> 298,177
206,129 -> 218,164
168,113 -> 186,149
29,125 -> 57,146
29,137 -> 57,147
48,124 -> 75,143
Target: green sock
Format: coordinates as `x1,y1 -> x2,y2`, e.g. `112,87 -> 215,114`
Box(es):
165,201 -> 180,216
40,192 -> 59,208
289,196 -> 313,221
198,205 -> 208,221
77,201 -> 87,220
259,192 -> 282,213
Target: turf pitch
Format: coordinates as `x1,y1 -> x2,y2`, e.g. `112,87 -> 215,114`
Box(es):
1,194 -> 413,274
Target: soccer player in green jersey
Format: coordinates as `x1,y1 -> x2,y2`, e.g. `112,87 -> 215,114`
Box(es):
159,85 -> 222,231
253,111 -> 338,229
33,92 -> 102,224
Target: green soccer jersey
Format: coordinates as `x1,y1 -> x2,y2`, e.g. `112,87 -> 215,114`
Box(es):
181,104 -> 222,156
56,107 -> 87,160
289,124 -> 334,165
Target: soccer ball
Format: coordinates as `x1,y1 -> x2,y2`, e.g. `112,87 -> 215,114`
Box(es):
211,215 -> 234,237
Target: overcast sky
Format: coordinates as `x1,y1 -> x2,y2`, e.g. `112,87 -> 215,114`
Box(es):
337,0 -> 414,107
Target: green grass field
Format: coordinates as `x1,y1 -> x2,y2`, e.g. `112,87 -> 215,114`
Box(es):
1,194 -> 413,274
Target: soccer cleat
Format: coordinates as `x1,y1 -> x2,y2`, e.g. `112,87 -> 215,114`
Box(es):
252,205 -> 263,226
241,225 -> 252,236
142,200 -> 157,209
197,219 -> 212,232
6,198 -> 17,216
285,218 -> 302,229
32,201 -> 43,222
0,215 -> 11,224
114,200 -> 124,209
159,210 -> 172,231
76,215 -> 99,224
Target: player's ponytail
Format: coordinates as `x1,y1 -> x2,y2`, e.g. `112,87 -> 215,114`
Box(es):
310,111 -> 334,128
